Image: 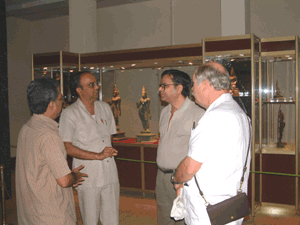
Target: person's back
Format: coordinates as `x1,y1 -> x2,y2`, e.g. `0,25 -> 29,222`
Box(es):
16,115 -> 76,225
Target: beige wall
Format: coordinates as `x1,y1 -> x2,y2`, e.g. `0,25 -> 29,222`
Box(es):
250,0 -> 300,38
172,0 -> 221,44
97,0 -> 171,51
30,16 -> 69,54
7,17 -> 32,157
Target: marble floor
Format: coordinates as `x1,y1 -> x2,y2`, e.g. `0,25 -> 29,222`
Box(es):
2,172 -> 300,225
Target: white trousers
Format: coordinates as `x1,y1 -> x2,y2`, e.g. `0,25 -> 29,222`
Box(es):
77,183 -> 120,225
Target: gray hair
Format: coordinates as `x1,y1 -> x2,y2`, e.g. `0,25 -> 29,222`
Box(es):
194,64 -> 230,91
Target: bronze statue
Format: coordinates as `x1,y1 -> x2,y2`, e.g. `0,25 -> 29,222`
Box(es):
136,86 -> 152,132
277,106 -> 285,148
229,67 -> 240,97
274,80 -> 284,99
108,84 -> 121,130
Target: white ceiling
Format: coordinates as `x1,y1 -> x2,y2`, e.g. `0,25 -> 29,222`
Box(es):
5,0 -> 152,21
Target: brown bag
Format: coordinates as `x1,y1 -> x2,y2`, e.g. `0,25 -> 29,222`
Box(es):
206,192 -> 251,225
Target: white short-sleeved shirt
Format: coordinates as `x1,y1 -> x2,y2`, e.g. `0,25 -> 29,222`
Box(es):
59,98 -> 118,189
183,93 -> 251,225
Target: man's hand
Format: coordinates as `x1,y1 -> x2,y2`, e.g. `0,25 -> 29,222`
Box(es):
72,164 -> 88,187
96,147 -> 118,160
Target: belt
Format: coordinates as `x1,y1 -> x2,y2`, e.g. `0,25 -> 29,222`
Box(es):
158,167 -> 175,174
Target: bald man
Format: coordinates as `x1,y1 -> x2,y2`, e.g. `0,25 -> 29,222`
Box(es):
172,63 -> 251,225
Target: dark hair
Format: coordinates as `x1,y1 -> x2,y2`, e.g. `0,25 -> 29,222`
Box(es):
70,71 -> 90,95
161,69 -> 191,97
27,78 -> 59,114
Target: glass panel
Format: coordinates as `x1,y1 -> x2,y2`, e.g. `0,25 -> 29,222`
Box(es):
33,66 -> 79,107
204,55 -> 252,117
261,57 -> 296,154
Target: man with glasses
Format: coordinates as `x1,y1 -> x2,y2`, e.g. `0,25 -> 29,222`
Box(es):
59,71 -> 119,225
156,69 -> 205,225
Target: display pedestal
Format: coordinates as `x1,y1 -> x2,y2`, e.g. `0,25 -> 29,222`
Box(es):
113,130 -> 127,141
136,130 -> 156,142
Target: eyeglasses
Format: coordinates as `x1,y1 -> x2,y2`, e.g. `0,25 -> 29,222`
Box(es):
158,83 -> 178,91
80,81 -> 100,89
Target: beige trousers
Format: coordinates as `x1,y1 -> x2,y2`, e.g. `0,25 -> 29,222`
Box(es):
156,169 -> 186,225
77,183 -> 120,225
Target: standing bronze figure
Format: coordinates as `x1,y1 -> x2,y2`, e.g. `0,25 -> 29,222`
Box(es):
136,85 -> 152,132
108,84 -> 121,130
277,106 -> 285,148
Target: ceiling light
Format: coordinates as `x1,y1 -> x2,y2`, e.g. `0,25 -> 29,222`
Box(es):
131,64 -> 136,67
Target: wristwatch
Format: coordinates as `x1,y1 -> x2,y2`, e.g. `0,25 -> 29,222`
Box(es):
171,174 -> 181,185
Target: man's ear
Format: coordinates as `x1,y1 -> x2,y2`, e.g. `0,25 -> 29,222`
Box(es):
46,101 -> 56,112
76,87 -> 82,96
202,80 -> 210,90
176,84 -> 183,94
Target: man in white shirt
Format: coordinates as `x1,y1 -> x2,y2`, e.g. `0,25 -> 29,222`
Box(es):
172,62 -> 251,225
59,71 -> 119,225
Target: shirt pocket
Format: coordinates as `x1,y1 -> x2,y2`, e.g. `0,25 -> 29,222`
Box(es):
75,122 -> 92,144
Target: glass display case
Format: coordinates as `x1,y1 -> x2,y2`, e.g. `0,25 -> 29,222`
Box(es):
32,51 -> 80,105
203,34 -> 261,214
260,36 -> 300,210
31,34 -> 300,214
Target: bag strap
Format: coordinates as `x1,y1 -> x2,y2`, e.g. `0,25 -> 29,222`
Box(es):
194,117 -> 252,205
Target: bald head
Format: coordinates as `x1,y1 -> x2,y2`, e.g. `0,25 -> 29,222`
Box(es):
193,62 -> 230,91
207,61 -> 227,74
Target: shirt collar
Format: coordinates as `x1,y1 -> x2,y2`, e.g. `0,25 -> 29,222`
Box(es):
206,93 -> 232,113
170,97 -> 192,117
32,114 -> 58,130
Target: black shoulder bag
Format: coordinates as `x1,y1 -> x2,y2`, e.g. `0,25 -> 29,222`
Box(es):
194,118 -> 251,225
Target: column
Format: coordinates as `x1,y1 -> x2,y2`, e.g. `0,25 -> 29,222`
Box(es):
69,0 -> 97,53
221,0 -> 250,36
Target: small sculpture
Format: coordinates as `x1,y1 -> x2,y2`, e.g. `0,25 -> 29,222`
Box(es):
108,84 -> 121,130
229,67 -> 240,97
277,106 -> 285,148
136,86 -> 152,132
108,84 -> 126,140
274,80 -> 284,100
